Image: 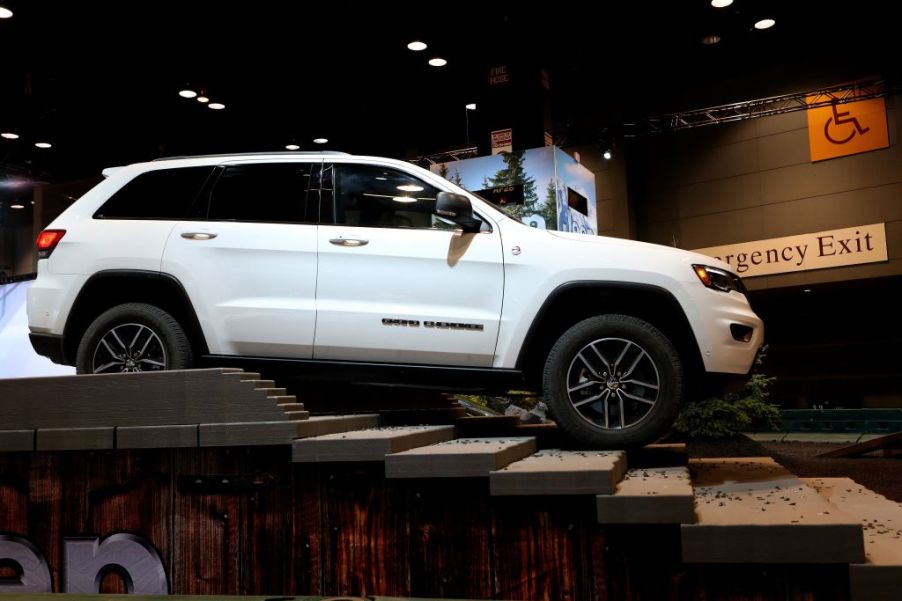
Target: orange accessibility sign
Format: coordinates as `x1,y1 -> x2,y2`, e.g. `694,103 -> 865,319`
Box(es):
806,95 -> 889,162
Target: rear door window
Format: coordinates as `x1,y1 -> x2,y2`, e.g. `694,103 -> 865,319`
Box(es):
205,163 -> 317,223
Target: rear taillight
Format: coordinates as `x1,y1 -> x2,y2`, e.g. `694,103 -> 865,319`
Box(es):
36,229 -> 66,259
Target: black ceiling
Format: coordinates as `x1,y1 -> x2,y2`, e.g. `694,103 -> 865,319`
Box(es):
1,0 -> 900,184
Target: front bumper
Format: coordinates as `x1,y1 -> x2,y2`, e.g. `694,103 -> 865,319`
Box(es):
29,332 -> 68,365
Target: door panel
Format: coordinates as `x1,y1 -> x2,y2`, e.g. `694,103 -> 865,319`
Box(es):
313,163 -> 504,367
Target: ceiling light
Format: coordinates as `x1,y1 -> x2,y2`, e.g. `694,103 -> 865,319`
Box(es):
754,18 -> 775,30
0,6 -> 13,18
196,95 -> 209,103
710,0 -> 733,7
465,103 -> 477,110
428,58 -> 447,67
397,184 -> 424,192
10,203 -> 25,209
179,89 -> 197,98
702,35 -> 721,45
35,142 -> 52,149
208,102 -> 225,110
1,132 -> 18,139
407,41 -> 427,51
603,150 -> 612,160
393,196 -> 417,203
313,138 -> 328,144
285,144 -> 300,151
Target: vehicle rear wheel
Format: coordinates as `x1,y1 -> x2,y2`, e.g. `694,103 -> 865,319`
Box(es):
76,303 -> 193,375
543,314 -> 683,448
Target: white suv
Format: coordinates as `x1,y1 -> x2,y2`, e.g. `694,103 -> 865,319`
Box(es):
27,152 -> 763,446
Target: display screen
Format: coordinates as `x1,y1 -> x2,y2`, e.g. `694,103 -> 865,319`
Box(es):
567,187 -> 588,216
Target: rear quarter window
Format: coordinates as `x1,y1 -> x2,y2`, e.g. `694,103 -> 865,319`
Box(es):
94,167 -> 214,220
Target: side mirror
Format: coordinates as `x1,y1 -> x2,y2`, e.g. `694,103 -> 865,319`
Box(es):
435,192 -> 481,233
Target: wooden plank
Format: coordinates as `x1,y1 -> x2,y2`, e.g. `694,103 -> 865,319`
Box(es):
117,425 -> 198,449
491,495 -> 600,600
291,463 -> 324,596
0,453 -> 31,535
321,464 -> 410,597
407,478 -> 493,599
293,414 -> 382,439
27,454 -> 63,592
0,429 -> 34,451
292,426 -> 456,463
199,421 -> 302,447
597,466 -> 695,524
490,450 -> 626,496
385,438 -> 536,479
805,477 -> 902,601
682,458 -> 865,564
817,431 -> 902,458
172,448 -> 241,595
36,427 -> 114,451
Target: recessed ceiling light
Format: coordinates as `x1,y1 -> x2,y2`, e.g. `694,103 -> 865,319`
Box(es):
465,103 -> 477,110
196,95 -> 210,103
710,0 -> 733,7
603,150 -> 612,160
285,144 -> 300,151
397,184 -> 424,192
428,58 -> 447,67
407,41 -> 427,51
393,196 -> 417,203
313,138 -> 328,144
35,142 -> 52,149
179,89 -> 197,98
10,203 -> 25,209
803,288 -> 812,293
0,6 -> 13,18
1,132 -> 18,139
754,18 -> 776,29
702,35 -> 721,45
208,102 -> 225,110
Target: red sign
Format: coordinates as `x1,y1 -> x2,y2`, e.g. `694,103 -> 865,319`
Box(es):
491,128 -> 513,155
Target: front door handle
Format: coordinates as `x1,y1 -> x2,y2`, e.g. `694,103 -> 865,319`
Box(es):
181,232 -> 218,240
329,237 -> 369,247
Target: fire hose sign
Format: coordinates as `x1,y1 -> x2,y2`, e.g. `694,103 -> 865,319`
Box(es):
806,94 -> 889,162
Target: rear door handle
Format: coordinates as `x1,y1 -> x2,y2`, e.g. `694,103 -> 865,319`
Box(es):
181,232 -> 218,240
329,237 -> 369,247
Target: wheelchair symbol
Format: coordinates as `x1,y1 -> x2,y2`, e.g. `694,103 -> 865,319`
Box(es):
824,103 -> 870,145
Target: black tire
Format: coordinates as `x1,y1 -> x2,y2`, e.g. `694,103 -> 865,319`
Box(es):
543,314 -> 683,448
76,303 -> 193,375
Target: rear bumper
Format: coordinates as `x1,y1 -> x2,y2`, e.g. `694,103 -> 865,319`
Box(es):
29,332 -> 68,365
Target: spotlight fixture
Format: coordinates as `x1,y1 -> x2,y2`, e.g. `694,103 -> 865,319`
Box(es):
710,0 -> 733,7
465,103 -> 476,110
0,5 -> 13,18
179,89 -> 197,98
603,150 -> 612,160
35,142 -> 52,149
285,144 -> 300,151
196,95 -> 210,103
313,138 -> 328,144
428,58 -> 447,67
1,132 -> 18,139
407,41 -> 427,51
754,18 -> 775,29
208,102 -> 225,110
702,35 -> 721,45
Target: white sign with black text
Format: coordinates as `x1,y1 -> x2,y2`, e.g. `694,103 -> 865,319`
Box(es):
693,223 -> 888,278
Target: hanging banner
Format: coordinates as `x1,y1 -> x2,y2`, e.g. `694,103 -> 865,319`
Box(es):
693,223 -> 888,278
807,95 -> 889,162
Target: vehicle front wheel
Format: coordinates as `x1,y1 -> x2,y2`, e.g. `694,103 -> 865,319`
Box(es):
543,314 -> 683,448
76,303 -> 193,375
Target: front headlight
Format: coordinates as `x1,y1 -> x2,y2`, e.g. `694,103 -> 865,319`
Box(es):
692,264 -> 746,294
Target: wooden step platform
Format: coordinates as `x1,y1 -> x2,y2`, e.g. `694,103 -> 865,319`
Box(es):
490,450 -> 626,496
805,477 -> 902,601
385,437 -> 536,479
292,425 -> 456,462
682,458 -> 865,564
596,466 -> 695,524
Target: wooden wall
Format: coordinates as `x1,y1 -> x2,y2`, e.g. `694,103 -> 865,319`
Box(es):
0,447 -> 850,600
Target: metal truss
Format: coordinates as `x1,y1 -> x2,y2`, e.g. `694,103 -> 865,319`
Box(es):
641,78 -> 888,133
410,146 -> 479,166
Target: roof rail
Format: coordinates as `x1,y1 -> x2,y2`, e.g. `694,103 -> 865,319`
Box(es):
151,151 -> 350,162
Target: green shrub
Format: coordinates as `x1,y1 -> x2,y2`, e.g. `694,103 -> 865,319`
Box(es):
673,349 -> 780,439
